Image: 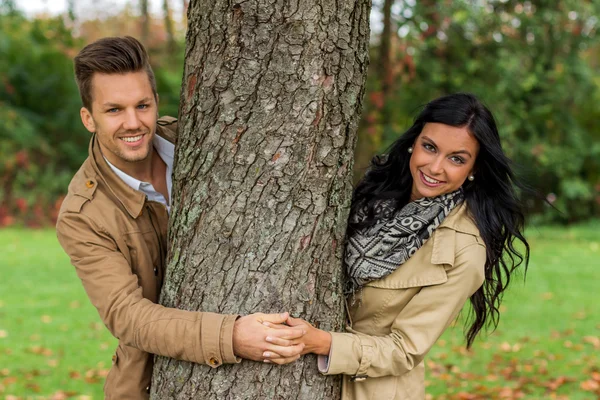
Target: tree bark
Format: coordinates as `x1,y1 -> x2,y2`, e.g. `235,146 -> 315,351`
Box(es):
151,0 -> 371,398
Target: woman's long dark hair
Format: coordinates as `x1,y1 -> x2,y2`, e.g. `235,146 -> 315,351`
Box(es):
350,93 -> 529,347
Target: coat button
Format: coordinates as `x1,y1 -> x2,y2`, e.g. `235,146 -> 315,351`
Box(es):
146,386 -> 151,393
209,357 -> 220,366
111,354 -> 117,364
85,180 -> 94,188
153,267 -> 158,276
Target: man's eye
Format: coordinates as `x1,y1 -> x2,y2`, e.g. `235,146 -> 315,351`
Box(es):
107,108 -> 119,113
137,104 -> 149,109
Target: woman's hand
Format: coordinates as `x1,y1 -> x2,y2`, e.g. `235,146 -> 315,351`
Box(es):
233,312 -> 306,365
262,315 -> 332,359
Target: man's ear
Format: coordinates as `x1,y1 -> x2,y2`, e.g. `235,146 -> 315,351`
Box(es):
80,107 -> 96,133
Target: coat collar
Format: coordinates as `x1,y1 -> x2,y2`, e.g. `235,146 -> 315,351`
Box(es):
431,201 -> 481,267
87,123 -> 176,219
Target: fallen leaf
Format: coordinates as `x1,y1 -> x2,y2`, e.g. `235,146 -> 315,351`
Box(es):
580,379 -> 600,391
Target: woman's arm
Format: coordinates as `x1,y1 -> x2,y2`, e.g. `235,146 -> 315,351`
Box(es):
266,242 -> 486,377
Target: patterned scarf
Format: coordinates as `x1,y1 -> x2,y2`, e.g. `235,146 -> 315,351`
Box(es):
344,189 -> 464,294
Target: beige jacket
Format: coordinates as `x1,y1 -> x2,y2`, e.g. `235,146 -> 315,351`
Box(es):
56,117 -> 239,399
321,203 -> 486,400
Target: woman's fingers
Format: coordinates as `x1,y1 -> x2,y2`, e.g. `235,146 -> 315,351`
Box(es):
265,335 -> 302,347
264,354 -> 301,365
263,343 -> 305,359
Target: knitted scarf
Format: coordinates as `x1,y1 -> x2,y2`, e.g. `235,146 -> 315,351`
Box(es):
344,189 -> 464,294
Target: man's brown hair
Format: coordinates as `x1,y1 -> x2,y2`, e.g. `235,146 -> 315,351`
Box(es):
74,36 -> 157,110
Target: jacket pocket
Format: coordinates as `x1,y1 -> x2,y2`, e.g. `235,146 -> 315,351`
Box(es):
103,345 -> 123,396
344,374 -> 398,400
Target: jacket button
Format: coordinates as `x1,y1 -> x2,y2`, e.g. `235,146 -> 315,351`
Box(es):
85,180 -> 94,188
153,267 -> 158,276
209,357 -> 220,366
111,354 -> 117,364
146,386 -> 151,393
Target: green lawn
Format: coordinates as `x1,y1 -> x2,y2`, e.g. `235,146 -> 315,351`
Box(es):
0,224 -> 598,399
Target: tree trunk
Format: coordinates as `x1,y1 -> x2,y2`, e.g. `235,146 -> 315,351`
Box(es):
182,0 -> 189,25
162,0 -> 176,54
140,0 -> 150,43
67,0 -> 76,22
151,0 -> 371,398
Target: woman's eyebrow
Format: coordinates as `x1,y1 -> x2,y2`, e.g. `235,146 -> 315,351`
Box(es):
421,135 -> 472,158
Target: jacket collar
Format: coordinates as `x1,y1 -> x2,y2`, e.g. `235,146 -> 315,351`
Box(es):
431,201 -> 481,266
87,125 -> 175,219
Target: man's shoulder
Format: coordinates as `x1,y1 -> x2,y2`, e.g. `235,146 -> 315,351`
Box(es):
58,159 -> 114,222
156,116 -> 178,144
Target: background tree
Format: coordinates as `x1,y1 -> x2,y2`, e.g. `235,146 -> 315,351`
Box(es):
140,0 -> 150,43
162,0 -> 176,54
150,0 -> 371,398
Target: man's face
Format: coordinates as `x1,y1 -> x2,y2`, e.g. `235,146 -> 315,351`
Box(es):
80,71 -> 158,169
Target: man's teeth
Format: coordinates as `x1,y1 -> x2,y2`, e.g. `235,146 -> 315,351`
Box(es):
121,135 -> 143,143
423,174 -> 440,184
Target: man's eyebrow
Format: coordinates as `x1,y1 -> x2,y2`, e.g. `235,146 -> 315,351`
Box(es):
101,98 -> 152,108
420,135 -> 473,157
102,102 -> 122,108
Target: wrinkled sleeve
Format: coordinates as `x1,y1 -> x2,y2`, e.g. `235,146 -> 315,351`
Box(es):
320,242 -> 486,377
56,211 -> 240,367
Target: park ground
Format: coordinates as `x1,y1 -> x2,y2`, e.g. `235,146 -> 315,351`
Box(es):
0,223 -> 598,399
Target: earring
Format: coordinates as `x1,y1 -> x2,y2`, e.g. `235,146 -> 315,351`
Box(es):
468,175 -> 475,181
408,147 -> 413,154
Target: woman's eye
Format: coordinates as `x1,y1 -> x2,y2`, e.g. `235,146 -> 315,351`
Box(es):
423,143 -> 435,152
450,156 -> 465,164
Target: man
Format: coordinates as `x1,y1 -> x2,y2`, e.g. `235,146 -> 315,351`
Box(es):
56,36 -> 304,399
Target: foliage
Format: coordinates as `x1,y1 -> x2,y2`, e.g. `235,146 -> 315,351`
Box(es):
361,0 -> 600,223
1,225 -> 599,397
0,3 -> 184,227
2,0 -> 600,225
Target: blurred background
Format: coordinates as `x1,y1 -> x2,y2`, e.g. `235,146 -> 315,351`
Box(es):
0,0 -> 599,399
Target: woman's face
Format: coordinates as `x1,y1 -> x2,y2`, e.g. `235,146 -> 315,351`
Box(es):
409,122 -> 479,201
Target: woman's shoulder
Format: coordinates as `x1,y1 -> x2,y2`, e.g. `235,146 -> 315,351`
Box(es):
439,202 -> 480,237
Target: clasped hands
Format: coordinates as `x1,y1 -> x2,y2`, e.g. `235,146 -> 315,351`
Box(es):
232,312 -> 332,365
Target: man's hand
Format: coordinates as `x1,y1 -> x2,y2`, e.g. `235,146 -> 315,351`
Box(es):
232,312 -> 306,365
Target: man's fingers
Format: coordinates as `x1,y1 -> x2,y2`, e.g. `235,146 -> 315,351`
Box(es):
259,312 -> 289,325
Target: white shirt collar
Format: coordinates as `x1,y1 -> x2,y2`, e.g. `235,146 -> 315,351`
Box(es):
104,134 -> 175,211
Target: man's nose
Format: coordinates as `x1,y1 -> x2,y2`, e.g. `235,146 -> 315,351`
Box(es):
122,109 -> 142,131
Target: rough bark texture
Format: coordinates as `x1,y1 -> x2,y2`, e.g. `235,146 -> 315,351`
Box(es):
151,0 -> 371,398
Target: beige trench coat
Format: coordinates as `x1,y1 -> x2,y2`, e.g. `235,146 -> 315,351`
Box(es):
320,202 -> 486,400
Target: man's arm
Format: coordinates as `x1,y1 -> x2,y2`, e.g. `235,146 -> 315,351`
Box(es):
56,211 -> 304,366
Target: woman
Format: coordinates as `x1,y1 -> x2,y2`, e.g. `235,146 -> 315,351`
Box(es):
264,93 -> 530,399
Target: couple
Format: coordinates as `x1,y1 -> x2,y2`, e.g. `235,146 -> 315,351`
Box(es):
57,36 -> 529,399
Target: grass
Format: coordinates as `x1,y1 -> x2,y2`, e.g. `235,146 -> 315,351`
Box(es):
0,223 -> 599,399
